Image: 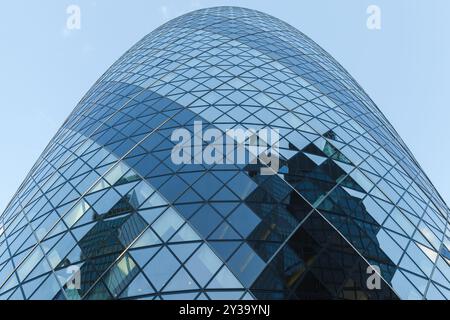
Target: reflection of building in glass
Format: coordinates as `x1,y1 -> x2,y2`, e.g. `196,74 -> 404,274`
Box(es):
0,7 -> 449,300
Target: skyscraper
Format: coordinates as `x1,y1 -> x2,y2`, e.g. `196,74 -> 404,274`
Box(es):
0,6 -> 449,300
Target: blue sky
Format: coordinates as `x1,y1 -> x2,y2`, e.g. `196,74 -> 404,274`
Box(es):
0,0 -> 449,212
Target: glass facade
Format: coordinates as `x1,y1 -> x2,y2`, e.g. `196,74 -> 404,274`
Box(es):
0,6 -> 449,300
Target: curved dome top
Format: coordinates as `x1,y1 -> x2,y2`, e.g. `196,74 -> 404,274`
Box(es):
1,6 -> 449,300
97,6 -> 448,212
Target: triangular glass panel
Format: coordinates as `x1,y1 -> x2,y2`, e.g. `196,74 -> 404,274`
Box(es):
209,222 -> 241,240
169,243 -> 201,262
119,273 -> 154,299
207,266 -> 243,289
129,247 -> 160,268
163,268 -> 199,292
304,153 -> 327,166
131,228 -> 161,249
170,224 -> 201,242
139,207 -> 168,225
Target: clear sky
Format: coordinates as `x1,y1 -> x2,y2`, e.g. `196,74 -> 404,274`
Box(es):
0,0 -> 449,212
